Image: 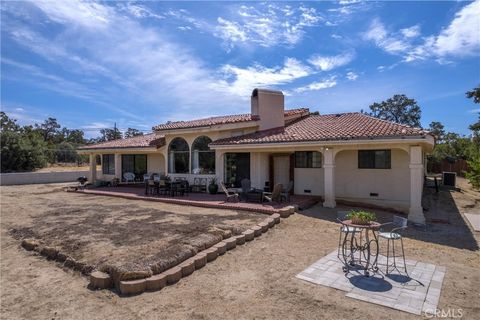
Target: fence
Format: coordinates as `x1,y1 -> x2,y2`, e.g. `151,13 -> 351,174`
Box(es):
428,159 -> 469,177
0,171 -> 91,186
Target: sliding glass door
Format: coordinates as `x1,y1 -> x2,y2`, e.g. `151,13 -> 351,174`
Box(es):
224,153 -> 250,188
121,154 -> 147,181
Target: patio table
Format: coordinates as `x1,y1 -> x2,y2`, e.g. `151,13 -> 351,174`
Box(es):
340,220 -> 381,277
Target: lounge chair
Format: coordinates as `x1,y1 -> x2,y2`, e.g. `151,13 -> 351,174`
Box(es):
220,182 -> 239,202
263,183 -> 285,203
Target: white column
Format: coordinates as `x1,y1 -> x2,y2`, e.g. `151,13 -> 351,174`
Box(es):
323,148 -> 336,208
408,146 -> 426,225
114,154 -> 122,180
215,150 -> 224,184
89,153 -> 97,183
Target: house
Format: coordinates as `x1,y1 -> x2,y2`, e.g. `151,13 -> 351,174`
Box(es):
78,89 -> 434,224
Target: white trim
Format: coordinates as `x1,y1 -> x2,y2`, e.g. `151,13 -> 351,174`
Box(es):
78,147 -> 161,154
210,137 -> 434,151
154,121 -> 260,135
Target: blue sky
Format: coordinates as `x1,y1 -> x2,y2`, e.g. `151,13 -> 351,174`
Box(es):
1,1 -> 479,138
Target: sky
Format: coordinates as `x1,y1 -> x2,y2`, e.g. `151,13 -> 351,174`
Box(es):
1,0 -> 479,138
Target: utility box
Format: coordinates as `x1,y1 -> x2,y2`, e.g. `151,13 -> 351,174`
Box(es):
442,172 -> 456,187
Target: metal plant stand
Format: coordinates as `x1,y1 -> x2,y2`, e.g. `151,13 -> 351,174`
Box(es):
340,220 -> 381,276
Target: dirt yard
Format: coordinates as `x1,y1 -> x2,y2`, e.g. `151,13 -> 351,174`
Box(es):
1,179 -> 479,320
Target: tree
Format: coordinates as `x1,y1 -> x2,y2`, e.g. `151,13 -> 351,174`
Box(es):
124,128 -> 143,138
100,128 -> 122,141
466,85 -> 480,104
0,114 -> 47,172
428,121 -> 445,142
35,117 -> 61,142
368,94 -> 421,127
61,128 -> 85,144
465,155 -> 480,189
1,111 -> 20,132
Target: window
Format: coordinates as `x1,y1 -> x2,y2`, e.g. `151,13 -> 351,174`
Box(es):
168,137 -> 190,174
121,154 -> 147,180
358,150 -> 391,169
102,154 -> 115,175
294,151 -> 322,168
224,153 -> 250,187
191,136 -> 215,174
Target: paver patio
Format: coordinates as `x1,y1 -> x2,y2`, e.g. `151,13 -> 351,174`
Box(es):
78,186 -> 320,214
296,250 -> 446,316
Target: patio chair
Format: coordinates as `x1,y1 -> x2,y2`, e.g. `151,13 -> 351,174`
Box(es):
123,172 -> 135,183
281,180 -> 294,202
158,179 -> 168,195
379,215 -> 408,275
220,182 -> 239,202
336,211 -> 362,259
263,183 -> 285,203
191,177 -> 207,193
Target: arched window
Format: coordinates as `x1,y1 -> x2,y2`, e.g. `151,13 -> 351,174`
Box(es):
168,137 -> 189,174
191,136 -> 215,174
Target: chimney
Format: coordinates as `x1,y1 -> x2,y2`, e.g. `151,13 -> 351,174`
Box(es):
251,88 -> 285,131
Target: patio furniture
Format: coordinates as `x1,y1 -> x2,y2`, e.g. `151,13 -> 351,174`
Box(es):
263,183 -> 285,203
340,219 -> 381,276
221,182 -> 239,202
123,172 -> 135,183
77,176 -> 88,190
158,179 -> 168,195
379,215 -> 408,275
337,211 -> 361,259
281,180 -> 294,202
191,177 -> 207,193
245,189 -> 264,203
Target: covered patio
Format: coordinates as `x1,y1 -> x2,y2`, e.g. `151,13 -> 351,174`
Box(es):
77,186 -> 320,214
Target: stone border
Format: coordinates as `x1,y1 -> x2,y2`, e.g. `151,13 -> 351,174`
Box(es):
20,206 -> 296,296
90,210 -> 294,296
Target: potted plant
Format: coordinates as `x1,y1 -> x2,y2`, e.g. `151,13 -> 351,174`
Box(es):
208,177 -> 219,194
347,210 -> 377,225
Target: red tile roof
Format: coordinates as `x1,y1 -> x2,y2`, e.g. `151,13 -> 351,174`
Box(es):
210,113 -> 430,146
78,133 -> 165,150
152,108 -> 308,131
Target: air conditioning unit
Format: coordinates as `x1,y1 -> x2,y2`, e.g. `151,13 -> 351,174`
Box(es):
442,172 -> 456,187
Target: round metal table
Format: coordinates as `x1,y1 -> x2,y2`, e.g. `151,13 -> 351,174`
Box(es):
340,220 -> 381,276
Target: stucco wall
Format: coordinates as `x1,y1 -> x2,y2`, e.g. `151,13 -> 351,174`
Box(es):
147,153 -> 165,174
334,148 -> 410,210
294,168 -> 324,196
0,171 -> 95,185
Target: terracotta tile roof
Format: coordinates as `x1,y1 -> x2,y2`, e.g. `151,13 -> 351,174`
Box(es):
152,108 -> 308,131
211,112 -> 430,146
78,133 -> 165,150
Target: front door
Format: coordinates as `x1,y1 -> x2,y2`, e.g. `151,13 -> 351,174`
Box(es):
273,155 -> 290,189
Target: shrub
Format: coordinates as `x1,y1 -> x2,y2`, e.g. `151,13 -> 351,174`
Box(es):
465,155 -> 480,189
346,210 -> 377,225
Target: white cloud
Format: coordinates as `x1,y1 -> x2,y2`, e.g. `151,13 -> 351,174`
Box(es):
32,0 -> 111,29
346,71 -> 358,81
221,58 -> 312,97
430,0 -> 480,57
213,4 -> 323,49
401,25 -> 420,38
308,51 -> 355,71
294,77 -> 337,93
365,1 -> 480,63
117,3 -> 164,20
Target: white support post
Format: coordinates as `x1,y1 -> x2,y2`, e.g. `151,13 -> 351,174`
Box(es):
323,148 -> 336,208
89,153 -> 97,184
114,154 -> 122,180
408,146 -> 426,225
215,150 -> 224,184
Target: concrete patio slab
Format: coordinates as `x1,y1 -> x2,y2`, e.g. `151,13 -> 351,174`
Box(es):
296,250 -> 446,316
464,213 -> 480,231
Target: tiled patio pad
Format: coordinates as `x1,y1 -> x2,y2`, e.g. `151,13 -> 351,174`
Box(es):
296,251 -> 446,316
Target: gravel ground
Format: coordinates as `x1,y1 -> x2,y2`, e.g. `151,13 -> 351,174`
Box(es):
1,179 -> 479,320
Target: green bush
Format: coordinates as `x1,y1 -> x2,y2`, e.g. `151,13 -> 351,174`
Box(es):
465,155 -> 480,189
